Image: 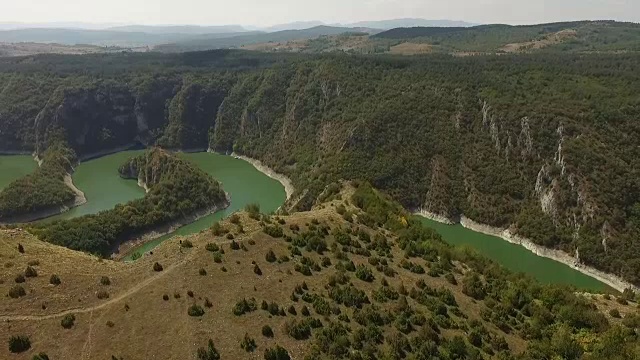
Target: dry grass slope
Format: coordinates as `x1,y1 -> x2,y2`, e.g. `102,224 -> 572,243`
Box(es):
1,185 -> 637,359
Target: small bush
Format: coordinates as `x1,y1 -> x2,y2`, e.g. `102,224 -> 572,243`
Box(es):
226,233 -> 235,240
188,304 -> 205,317
8,335 -> 30,353
174,292 -> 181,299
211,222 -> 225,236
153,262 -> 164,272
196,339 -> 220,360
14,274 -> 25,283
262,324 -> 274,337
61,314 -> 76,329
355,265 -> 375,282
254,264 -> 263,275
163,294 -> 169,301
246,203 -> 261,220
106,321 -> 115,327
187,290 -> 194,297
206,243 -> 220,252
49,274 -> 61,285
199,268 -> 207,276
24,266 -> 38,278
301,305 -> 310,316
181,240 -> 193,248
263,225 -> 284,238
204,298 -> 213,308
97,291 -> 110,299
17,244 -> 25,253
8,285 -> 26,298
288,305 -> 297,315
230,240 -> 240,250
100,276 -> 111,286
609,309 -> 621,318
264,345 -> 290,360
32,352 -> 50,360
240,333 -> 257,352
233,298 -> 258,315
265,249 -> 277,263
230,214 -> 241,224
213,252 -> 223,263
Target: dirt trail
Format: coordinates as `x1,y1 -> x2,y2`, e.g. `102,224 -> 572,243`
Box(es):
0,237 -> 240,322
0,255 -> 186,322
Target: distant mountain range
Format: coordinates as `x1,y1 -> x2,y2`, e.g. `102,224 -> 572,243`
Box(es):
0,18 -> 477,51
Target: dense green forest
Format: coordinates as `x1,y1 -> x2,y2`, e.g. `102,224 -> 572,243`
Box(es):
0,50 -> 639,286
28,148 -> 227,255
373,21 -> 640,53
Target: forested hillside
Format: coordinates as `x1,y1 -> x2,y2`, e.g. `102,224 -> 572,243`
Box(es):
373,21 -> 640,53
0,50 -> 639,286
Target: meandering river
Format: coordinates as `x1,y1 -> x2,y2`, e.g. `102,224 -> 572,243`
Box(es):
417,217 -> 612,293
0,152 -> 612,291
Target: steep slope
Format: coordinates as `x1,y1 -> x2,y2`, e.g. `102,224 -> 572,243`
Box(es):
0,183 -> 638,359
0,50 -> 639,289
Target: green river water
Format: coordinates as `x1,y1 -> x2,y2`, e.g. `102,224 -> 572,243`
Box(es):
0,152 -> 611,291
0,155 -> 37,190
417,217 -> 612,293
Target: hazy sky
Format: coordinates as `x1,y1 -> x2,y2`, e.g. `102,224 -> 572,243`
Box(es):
2,0 -> 639,27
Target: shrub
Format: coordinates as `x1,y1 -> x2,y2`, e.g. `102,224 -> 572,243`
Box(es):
187,290 -> 194,297
301,305 -> 310,316
17,244 -> 24,253
285,319 -> 312,339
265,249 -> 277,262
61,314 -> 76,329
205,243 -> 220,252
153,262 -> 164,272
211,222 -> 225,236
355,265 -> 375,282
106,321 -> 115,328
163,294 -> 169,301
49,274 -> 61,285
263,225 -> 284,238
262,325 -> 274,337
181,240 -> 193,248
230,213 -> 241,224
213,253 -> 223,263
199,268 -> 207,276
226,233 -> 235,240
264,345 -> 290,360
288,305 -> 297,315
97,291 -> 110,299
32,352 -> 50,360
100,276 -> 111,286
188,304 -> 205,317
609,309 -> 621,318
205,298 -> 213,308
240,333 -> 257,352
254,264 -> 263,275
24,266 -> 38,278
130,252 -> 142,261
8,285 -> 26,298
230,240 -> 240,250
8,335 -> 30,353
174,292 -> 181,299
233,298 -> 258,315
196,339 -> 220,360
14,274 -> 25,283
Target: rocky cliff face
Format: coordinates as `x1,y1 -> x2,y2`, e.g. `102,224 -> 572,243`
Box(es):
1,53 -> 639,286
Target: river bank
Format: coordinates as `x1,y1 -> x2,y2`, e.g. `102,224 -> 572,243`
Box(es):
114,199 -> 230,260
415,211 -> 638,293
225,151 -> 295,201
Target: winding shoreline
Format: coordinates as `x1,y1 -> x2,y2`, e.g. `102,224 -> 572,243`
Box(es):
115,176 -> 231,260
220,151 -> 295,201
415,211 -> 638,293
